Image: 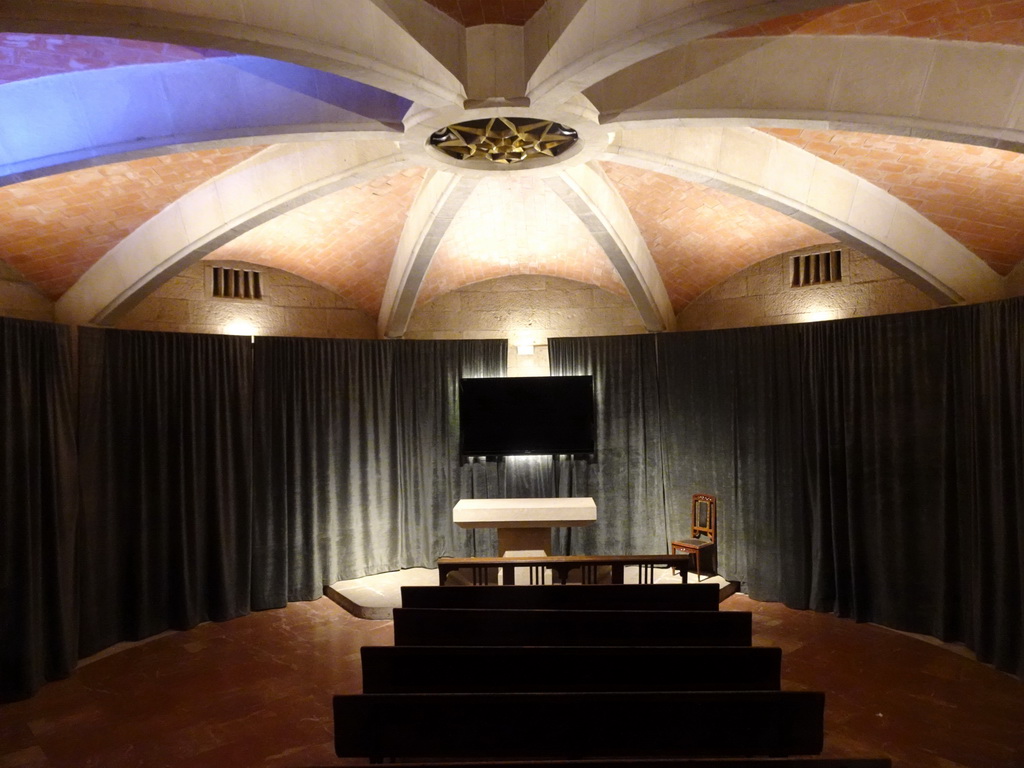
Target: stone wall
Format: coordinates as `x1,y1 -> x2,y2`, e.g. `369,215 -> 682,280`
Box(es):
676,246 -> 940,331
0,262 -> 54,322
405,275 -> 648,376
114,260 -> 376,339
3,251 -> 973,351
1008,262 -> 1024,298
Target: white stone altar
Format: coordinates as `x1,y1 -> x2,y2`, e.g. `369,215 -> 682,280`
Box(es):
453,497 -> 597,556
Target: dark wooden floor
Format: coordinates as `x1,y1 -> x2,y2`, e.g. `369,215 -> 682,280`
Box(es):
1,593 -> 1021,768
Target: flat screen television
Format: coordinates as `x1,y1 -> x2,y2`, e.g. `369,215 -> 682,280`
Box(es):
459,375 -> 595,456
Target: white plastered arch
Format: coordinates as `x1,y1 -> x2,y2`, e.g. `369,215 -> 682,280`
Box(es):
589,36 -> 1024,151
0,57 -> 408,185
604,126 -> 1004,305
525,0 -> 865,109
0,0 -> 466,108
56,140 -> 412,326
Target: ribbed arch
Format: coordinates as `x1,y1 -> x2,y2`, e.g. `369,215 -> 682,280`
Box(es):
56,141 -> 412,326
0,0 -> 465,107
589,36 -> 1024,152
605,125 -> 1004,305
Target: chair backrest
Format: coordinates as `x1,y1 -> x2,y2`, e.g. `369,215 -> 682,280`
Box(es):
692,493 -> 717,542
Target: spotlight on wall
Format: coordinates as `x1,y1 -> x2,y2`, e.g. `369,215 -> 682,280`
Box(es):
516,342 -> 535,356
804,309 -> 838,323
224,319 -> 258,337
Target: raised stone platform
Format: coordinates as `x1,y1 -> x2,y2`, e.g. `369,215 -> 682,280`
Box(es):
326,566 -> 737,620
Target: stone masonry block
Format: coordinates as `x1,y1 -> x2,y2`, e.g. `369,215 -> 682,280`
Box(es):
269,285 -> 341,309
590,288 -> 631,309
847,253 -> 900,283
677,296 -> 766,331
154,274 -> 204,301
136,297 -> 190,326
0,281 -> 55,321
703,275 -> 751,301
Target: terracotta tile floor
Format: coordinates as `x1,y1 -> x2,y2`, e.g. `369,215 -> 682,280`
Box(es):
1,590 -> 1021,767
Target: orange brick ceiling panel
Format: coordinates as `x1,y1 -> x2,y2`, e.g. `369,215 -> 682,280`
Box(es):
422,0 -> 547,26
764,128 -> 1024,275
718,0 -> 1024,45
0,146 -> 266,299
601,161 -> 835,309
0,33 -> 224,84
206,168 -> 427,318
418,175 -> 628,305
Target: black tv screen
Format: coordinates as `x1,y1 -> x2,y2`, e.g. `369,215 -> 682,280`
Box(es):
459,375 -> 595,456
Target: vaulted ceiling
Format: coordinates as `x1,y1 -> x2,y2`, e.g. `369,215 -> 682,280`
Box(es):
1,0 -> 1022,336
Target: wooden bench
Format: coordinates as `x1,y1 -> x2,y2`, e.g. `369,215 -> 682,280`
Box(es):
401,582 -> 720,611
437,554 -> 691,586
392,607 -> 752,647
333,690 -> 825,760
360,645 -> 782,693
338,760 -> 892,768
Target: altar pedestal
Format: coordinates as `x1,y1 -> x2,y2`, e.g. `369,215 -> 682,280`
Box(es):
453,497 -> 597,556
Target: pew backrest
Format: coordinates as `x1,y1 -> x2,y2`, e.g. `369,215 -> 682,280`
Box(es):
355,760 -> 891,768
392,607 -> 753,647
360,645 -> 782,693
438,554 -> 689,585
401,583 -> 720,611
333,690 -> 825,760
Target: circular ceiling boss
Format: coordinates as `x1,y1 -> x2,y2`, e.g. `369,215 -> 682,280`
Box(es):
428,117 -> 579,165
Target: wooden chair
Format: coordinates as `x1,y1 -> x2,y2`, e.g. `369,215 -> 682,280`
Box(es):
671,493 -> 717,581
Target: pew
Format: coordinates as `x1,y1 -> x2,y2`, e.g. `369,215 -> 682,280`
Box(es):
401,582 -> 720,611
392,607 -> 752,647
333,690 -> 826,761
328,760 -> 892,768
360,645 -> 782,693
438,554 -> 690,585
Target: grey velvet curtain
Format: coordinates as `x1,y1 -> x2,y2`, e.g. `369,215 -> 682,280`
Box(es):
656,326 -> 809,602
251,337 -> 399,607
549,334 -> 667,554
0,318 -> 78,701
6,296 -> 1022,694
76,328 -> 254,657
658,302 -> 1023,676
393,339 -> 507,562
573,299 -> 1021,678
251,336 -> 506,607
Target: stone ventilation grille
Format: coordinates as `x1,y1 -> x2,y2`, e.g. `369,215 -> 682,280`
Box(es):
210,266 -> 263,300
792,250 -> 843,288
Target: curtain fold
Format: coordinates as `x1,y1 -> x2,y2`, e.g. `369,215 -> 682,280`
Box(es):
5,297 -> 1022,692
251,337 -> 400,607
950,301 -> 1023,675
654,300 -> 1023,678
655,326 -> 809,602
549,334 -> 666,554
0,318 -> 78,701
393,339 -> 507,564
782,303 -> 1022,677
252,337 -> 506,607
77,328 -> 253,657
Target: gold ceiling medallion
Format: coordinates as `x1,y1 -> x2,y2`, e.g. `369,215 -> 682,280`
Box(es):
429,117 -> 578,165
